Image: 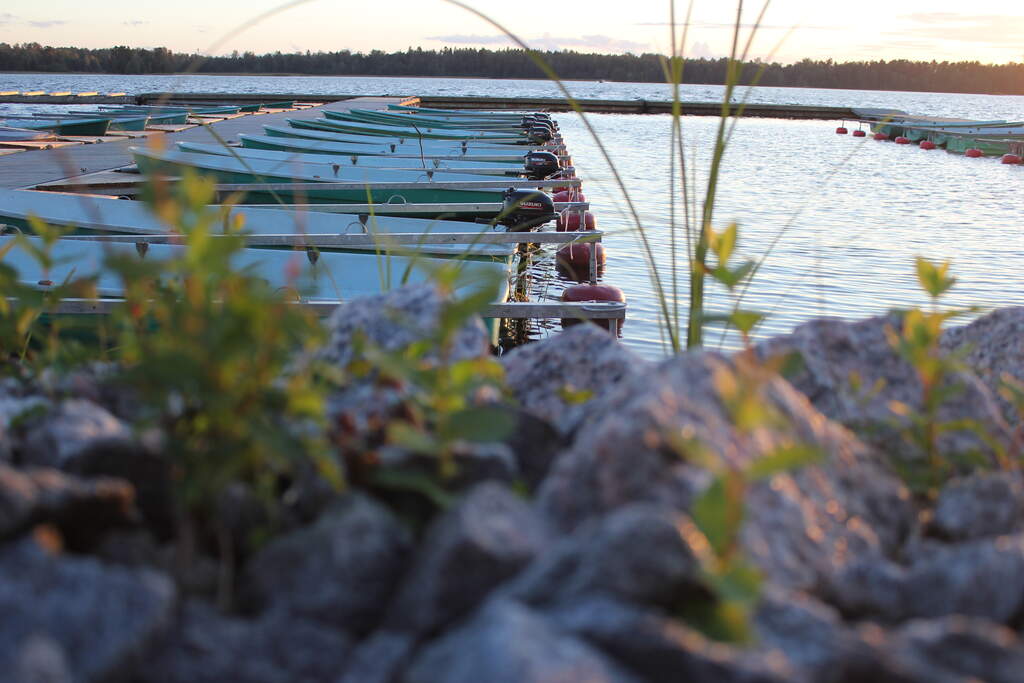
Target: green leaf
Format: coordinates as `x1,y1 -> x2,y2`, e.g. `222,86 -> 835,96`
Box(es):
692,477 -> 732,557
442,406 -> 515,443
747,445 -> 824,480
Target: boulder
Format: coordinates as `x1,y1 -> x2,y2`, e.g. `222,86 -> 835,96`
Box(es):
537,351 -> 914,597
141,601 -> 352,683
941,307 -> 1024,427
337,630 -> 418,683
241,493 -> 412,636
318,284 -> 491,370
19,399 -> 135,469
384,481 -> 550,635
0,536 -> 175,682
931,471 -> 1024,541
501,325 -> 648,436
548,596 -> 791,683
505,503 -> 701,609
758,314 -> 1013,466
402,598 -> 638,683
0,464 -> 137,548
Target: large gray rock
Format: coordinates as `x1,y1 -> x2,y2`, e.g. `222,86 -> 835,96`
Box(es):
759,314 -> 1013,466
242,493 -> 412,636
20,399 -> 135,469
826,533 -> 1024,624
402,598 -> 638,683
337,630 -> 418,683
942,307 -> 1024,427
142,601 -> 352,683
548,596 -> 791,683
931,471 -> 1024,541
0,536 -> 175,682
318,284 -> 491,369
505,503 -> 700,609
0,464 -> 137,547
384,481 -> 550,635
501,325 -> 648,435
879,616 -> 1024,683
537,351 -> 913,597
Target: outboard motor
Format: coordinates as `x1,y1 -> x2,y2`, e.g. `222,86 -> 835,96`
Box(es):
500,188 -> 557,231
528,125 -> 553,144
523,151 -> 560,180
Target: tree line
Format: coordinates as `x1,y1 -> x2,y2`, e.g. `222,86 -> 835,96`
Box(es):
3,42 -> 1024,95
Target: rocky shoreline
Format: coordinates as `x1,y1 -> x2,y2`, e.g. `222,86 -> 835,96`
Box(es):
3,287 -> 1024,682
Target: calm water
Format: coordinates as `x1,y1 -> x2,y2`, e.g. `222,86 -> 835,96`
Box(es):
3,74 -> 1023,358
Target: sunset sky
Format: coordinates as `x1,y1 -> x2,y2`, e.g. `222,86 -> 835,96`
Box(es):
1,0 -> 1023,65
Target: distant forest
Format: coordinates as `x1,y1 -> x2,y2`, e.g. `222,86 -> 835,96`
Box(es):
3,42 -> 1024,96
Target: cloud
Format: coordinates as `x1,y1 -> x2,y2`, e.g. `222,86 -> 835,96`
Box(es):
428,33 -> 649,53
635,22 -> 833,30
123,20 -> 148,26
892,13 -> 1024,47
0,13 -> 19,24
28,20 -> 68,28
689,41 -> 717,59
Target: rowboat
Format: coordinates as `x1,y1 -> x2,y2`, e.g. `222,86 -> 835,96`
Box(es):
241,133 -> 534,165
102,105 -> 242,117
339,109 -> 533,132
387,104 -> 536,119
131,147 -> 520,205
0,117 -> 111,136
272,123 -> 558,156
27,112 -> 150,132
0,126 -> 56,142
0,189 -> 515,260
291,117 -> 529,143
48,110 -> 189,126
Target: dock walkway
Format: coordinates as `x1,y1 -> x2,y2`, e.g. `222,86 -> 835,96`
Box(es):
0,96 -> 409,190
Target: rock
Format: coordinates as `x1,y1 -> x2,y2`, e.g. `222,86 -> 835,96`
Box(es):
0,387 -> 49,462
337,630 -> 418,683
0,536 -> 175,682
376,441 -> 519,490
941,307 -> 1024,427
384,481 -> 549,635
505,503 -> 701,609
827,533 -> 1024,624
880,616 -> 1024,683
500,408 -> 567,492
241,493 -> 411,636
403,598 -> 638,683
0,464 -> 137,548
501,325 -> 648,436
931,471 -> 1024,541
548,596 -> 791,683
758,313 -> 1013,466
142,601 -> 352,683
318,284 -> 491,370
19,399 -> 134,469
755,588 -> 867,681
536,351 -> 914,598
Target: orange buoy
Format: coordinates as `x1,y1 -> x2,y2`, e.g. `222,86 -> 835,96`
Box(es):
919,140 -> 937,150
852,130 -> 866,137
556,211 -> 596,232
894,136 -> 910,145
552,190 -> 586,203
1002,154 -> 1022,164
965,148 -> 984,158
873,133 -> 888,141
556,243 -> 605,282
560,283 -> 625,334
836,126 -> 848,134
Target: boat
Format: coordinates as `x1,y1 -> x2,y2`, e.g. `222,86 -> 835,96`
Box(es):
240,133 -> 534,165
0,117 -> 111,136
28,112 -> 150,132
289,117 -> 529,143
177,142 -> 526,176
270,123 -> 555,156
130,147 -> 520,206
0,189 -> 515,260
0,126 -> 56,142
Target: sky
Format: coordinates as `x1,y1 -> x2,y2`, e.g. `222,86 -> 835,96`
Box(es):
2,0 -> 1024,65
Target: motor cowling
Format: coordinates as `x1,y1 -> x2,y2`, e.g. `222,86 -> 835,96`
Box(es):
524,151 -> 560,179
528,126 -> 553,143
500,188 -> 557,231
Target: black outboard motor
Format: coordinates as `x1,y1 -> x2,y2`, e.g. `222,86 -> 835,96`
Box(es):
527,125 -> 553,144
523,151 -> 560,180
500,188 -> 557,231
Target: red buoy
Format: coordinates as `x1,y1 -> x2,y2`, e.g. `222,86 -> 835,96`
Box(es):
894,136 -> 910,145
965,148 -> 984,158
560,283 -> 625,334
556,243 -> 606,282
835,126 -> 848,135
873,133 -> 888,141
1002,154 -> 1023,165
919,140 -> 937,150
556,211 -> 596,232
852,130 -> 866,137
551,190 -> 586,203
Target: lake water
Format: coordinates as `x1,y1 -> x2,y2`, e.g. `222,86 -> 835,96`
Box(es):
3,73 -> 1023,358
